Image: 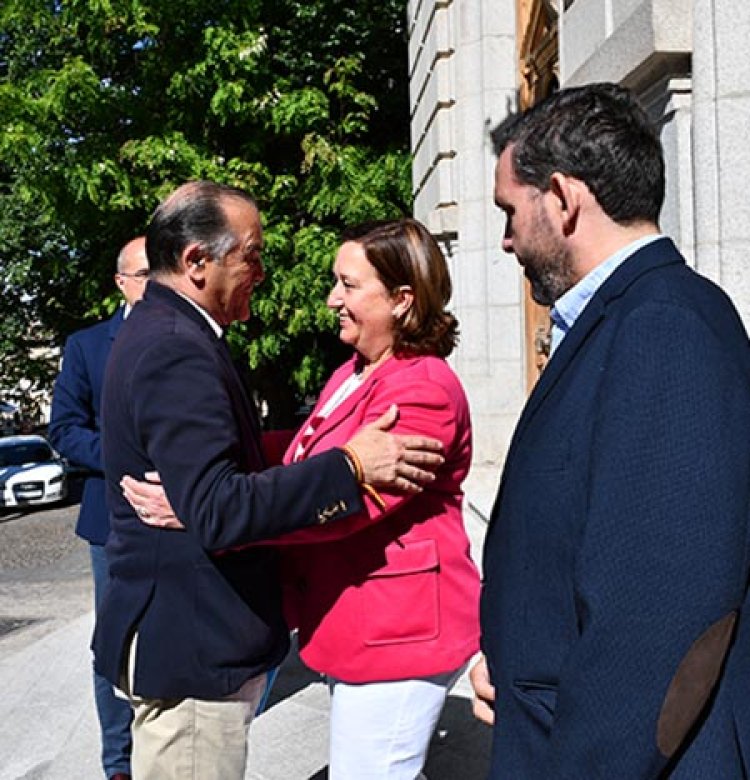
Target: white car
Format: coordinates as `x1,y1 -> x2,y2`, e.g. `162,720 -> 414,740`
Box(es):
0,435 -> 67,508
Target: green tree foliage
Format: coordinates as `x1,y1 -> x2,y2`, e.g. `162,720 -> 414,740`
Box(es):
0,0 -> 411,425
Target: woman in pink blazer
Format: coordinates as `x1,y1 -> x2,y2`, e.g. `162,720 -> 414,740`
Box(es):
126,218 -> 480,778
275,218 -> 480,778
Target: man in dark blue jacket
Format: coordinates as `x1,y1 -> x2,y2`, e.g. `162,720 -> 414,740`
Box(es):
95,181 -> 442,779
49,236 -> 148,780
471,84 -> 750,778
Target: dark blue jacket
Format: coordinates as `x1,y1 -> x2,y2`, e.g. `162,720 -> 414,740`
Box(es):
481,238 -> 750,778
49,309 -> 125,545
94,281 -> 363,700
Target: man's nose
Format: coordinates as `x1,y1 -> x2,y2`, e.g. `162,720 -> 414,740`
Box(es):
500,216 -> 516,253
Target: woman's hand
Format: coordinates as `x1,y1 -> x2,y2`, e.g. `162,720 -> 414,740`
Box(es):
121,471 -> 185,529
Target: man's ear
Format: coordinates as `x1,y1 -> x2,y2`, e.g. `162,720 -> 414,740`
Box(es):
392,285 -> 414,318
549,172 -> 582,236
182,244 -> 208,281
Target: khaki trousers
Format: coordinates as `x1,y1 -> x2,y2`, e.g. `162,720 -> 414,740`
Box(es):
120,635 -> 267,780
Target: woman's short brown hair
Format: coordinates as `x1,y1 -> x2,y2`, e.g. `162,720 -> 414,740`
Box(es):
341,218 -> 459,358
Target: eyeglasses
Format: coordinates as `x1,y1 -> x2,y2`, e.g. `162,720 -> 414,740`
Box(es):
118,269 -> 150,280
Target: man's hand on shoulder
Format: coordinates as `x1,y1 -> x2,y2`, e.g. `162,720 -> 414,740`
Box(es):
344,404 -> 444,494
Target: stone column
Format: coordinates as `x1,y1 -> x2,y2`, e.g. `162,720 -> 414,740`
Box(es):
452,0 -> 524,518
692,0 -> 750,326
409,0 -> 522,517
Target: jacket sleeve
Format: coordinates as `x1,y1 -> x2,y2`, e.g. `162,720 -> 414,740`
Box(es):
269,373 -> 463,545
546,301 -> 750,778
48,335 -> 103,473
125,334 -> 364,550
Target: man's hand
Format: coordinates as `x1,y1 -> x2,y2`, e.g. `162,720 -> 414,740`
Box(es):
470,654 -> 496,725
345,404 -> 444,493
121,471 -> 185,529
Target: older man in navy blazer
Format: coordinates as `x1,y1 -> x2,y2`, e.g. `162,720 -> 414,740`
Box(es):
471,84 -> 750,778
95,181 -> 442,779
49,236 -> 148,780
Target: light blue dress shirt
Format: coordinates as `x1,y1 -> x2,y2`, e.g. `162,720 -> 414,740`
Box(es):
549,234 -> 663,356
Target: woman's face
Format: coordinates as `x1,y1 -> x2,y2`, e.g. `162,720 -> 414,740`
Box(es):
327,241 -> 397,364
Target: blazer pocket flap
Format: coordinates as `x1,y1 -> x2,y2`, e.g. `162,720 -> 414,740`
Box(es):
512,679 -> 559,731
369,539 -> 439,577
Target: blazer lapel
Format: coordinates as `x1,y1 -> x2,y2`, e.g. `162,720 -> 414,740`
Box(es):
291,355 -> 413,460
511,294 -> 605,445
146,281 -> 266,466
108,307 -> 125,341
214,335 -> 265,466
293,371 -> 373,460
510,237 -> 684,447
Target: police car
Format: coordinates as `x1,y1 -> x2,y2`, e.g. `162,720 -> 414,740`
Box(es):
0,435 -> 67,508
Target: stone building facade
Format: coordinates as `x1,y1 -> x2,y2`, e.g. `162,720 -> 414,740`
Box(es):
407,0 -> 750,515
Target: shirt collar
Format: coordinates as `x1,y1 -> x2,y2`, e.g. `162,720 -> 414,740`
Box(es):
175,291 -> 224,338
549,233 -> 663,354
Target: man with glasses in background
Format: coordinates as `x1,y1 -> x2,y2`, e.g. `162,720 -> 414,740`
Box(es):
49,236 -> 149,780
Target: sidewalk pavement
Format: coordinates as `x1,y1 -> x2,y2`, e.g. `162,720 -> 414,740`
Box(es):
0,507 -> 492,780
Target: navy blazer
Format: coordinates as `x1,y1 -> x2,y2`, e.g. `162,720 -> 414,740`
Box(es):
49,309 -> 125,545
481,238 -> 750,778
94,281 -> 363,700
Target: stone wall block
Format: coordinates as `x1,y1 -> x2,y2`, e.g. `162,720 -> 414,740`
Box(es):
716,96 -> 750,244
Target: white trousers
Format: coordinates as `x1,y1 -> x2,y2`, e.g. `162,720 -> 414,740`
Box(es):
327,667 -> 464,780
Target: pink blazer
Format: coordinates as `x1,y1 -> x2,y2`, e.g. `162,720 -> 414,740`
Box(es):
275,354 -> 481,683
